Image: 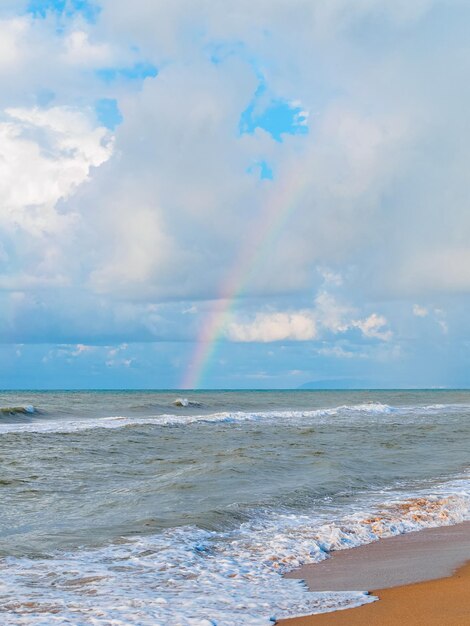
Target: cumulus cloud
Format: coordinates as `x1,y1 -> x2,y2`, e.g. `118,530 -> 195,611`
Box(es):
1,106 -> 112,230
228,311 -> 317,342
226,293 -> 392,343
0,105 -> 113,292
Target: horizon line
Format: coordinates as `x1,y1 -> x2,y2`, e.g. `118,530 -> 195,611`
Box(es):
0,387 -> 469,392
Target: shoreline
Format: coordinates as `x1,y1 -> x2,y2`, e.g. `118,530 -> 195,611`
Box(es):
278,521 -> 470,625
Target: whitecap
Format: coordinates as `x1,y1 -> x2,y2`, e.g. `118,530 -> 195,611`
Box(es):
0,401 -> 469,435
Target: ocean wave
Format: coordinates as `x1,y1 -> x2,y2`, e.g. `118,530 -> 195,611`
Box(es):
0,401 -> 468,435
0,475 -> 468,625
173,397 -> 202,407
0,405 -> 35,417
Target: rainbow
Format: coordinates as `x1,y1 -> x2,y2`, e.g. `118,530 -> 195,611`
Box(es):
180,169 -> 305,389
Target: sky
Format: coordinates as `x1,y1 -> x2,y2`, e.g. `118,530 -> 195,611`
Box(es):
1,0 -> 470,389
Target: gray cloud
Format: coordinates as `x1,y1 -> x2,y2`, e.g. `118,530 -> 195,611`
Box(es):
1,0 -> 469,388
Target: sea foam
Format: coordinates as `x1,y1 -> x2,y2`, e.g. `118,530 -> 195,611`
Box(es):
0,474 -> 469,625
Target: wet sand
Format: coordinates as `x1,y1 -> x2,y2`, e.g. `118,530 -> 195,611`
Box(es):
278,522 -> 470,625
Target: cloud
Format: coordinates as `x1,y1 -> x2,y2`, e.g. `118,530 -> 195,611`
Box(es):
0,0 -> 468,387
395,249 -> 470,295
1,106 -> 112,226
413,304 -> 429,317
351,314 -> 392,341
0,18 -> 28,70
2,1 -> 456,308
63,30 -> 112,67
317,346 -> 361,359
71,344 -> 94,356
226,293 -> 392,343
412,305 -> 449,335
88,205 -> 175,294
227,311 -> 317,342
312,292 -> 352,334
434,309 -> 449,335
42,343 -> 95,363
0,105 -> 113,294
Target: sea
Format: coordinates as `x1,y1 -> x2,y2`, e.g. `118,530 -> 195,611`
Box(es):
0,389 -> 469,625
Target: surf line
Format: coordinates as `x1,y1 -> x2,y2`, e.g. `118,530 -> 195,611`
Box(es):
181,171 -> 304,389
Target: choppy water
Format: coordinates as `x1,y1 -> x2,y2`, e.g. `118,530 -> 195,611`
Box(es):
0,390 -> 469,624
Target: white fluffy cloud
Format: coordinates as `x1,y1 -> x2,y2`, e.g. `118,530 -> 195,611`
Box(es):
226,293 -> 392,343
0,105 -> 113,291
351,314 -> 392,341
228,311 -> 318,342
0,106 -> 111,229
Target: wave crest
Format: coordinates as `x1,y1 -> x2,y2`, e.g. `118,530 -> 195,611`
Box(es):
0,401 -> 468,435
0,405 -> 35,416
172,397 -> 202,407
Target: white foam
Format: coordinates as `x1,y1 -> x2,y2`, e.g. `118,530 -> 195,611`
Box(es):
174,397 -> 190,407
0,401 -> 468,435
0,475 -> 468,625
173,397 -> 202,407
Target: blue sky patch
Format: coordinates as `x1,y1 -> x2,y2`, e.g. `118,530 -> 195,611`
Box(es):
27,0 -> 100,22
96,62 -> 158,83
95,98 -> 123,130
247,160 -> 273,180
204,42 -> 308,143
240,83 -> 308,142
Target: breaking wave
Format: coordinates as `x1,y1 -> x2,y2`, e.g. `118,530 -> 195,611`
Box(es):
0,405 -> 35,417
0,401 -> 468,435
173,397 -> 202,407
0,475 -> 468,625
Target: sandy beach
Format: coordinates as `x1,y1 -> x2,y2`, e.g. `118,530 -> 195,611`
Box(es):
278,522 -> 470,626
